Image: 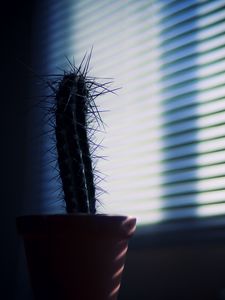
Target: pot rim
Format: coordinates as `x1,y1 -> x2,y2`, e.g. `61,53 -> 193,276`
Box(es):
17,213 -> 136,239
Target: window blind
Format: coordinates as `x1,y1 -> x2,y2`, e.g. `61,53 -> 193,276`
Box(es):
38,0 -> 225,226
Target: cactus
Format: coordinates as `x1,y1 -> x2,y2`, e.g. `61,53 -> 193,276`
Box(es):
45,55 -> 114,214
55,72 -> 94,213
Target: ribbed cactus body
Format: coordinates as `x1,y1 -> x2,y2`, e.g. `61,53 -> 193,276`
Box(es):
55,73 -> 96,214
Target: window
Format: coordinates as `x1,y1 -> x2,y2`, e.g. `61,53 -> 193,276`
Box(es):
38,0 -> 225,227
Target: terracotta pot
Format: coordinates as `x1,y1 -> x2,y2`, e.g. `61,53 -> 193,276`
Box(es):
17,214 -> 136,300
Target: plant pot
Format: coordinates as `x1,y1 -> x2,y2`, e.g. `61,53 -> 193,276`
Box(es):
17,214 -> 136,300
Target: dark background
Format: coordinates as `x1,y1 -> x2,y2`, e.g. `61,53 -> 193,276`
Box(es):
0,1 -> 35,299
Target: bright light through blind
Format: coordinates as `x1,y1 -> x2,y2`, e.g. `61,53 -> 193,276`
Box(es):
40,0 -> 225,226
69,1 -> 165,224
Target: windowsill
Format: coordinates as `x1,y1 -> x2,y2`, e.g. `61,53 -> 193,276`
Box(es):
123,216 -> 225,300
130,216 -> 225,249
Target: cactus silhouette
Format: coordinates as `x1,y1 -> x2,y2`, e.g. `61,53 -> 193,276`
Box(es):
45,55 -> 115,214
55,72 -> 95,213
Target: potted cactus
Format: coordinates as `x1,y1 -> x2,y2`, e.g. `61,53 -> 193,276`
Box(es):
17,56 -> 136,300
